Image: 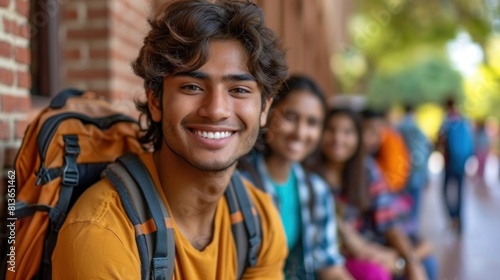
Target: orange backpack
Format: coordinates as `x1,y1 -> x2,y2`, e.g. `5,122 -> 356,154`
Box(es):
1,89 -> 263,280
1,89 -> 144,280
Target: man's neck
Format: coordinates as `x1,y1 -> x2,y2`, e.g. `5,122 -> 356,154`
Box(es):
153,147 -> 234,250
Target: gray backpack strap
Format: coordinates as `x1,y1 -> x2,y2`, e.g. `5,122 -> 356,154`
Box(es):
225,171 -> 262,279
104,153 -> 174,280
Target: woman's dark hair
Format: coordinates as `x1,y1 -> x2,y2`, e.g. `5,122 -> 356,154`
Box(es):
132,0 -> 288,150
308,108 -> 369,212
270,75 -> 327,112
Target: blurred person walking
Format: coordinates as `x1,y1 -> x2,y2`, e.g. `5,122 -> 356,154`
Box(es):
474,119 -> 490,185
437,98 -> 474,233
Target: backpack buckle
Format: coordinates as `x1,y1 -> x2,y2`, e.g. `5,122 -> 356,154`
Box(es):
63,135 -> 80,155
35,168 -> 49,186
62,155 -> 79,187
151,257 -> 168,280
248,235 -> 260,267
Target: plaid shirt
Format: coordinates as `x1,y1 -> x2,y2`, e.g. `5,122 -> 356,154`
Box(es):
240,152 -> 344,279
335,157 -> 397,244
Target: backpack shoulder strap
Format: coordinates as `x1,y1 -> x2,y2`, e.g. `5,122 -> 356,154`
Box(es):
237,151 -> 266,192
104,153 -> 174,280
225,170 -> 262,279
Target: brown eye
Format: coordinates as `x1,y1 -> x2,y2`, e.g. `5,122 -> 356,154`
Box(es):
181,85 -> 202,91
229,87 -> 250,94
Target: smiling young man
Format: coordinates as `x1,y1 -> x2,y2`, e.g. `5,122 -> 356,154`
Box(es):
52,0 -> 288,279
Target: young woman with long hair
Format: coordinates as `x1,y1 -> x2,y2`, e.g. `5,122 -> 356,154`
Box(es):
310,108 -> 437,280
239,76 -> 390,279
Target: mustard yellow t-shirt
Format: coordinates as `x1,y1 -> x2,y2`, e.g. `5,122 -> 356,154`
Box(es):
52,154 -> 287,279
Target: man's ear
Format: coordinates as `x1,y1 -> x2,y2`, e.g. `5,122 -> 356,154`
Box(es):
260,97 -> 273,127
147,89 -> 162,122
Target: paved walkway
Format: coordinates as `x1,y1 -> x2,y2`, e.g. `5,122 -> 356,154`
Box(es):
421,154 -> 500,280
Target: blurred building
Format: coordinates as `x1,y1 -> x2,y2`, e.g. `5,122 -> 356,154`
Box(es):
0,0 -> 353,200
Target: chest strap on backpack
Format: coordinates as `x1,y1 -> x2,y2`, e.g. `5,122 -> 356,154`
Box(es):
39,134 -> 81,279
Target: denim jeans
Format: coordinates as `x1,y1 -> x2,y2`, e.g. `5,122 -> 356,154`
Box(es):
443,168 -> 465,223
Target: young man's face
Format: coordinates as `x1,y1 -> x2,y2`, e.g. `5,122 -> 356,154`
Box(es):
149,40 -> 271,172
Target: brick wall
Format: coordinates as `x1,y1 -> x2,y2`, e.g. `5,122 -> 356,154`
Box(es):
0,0 -> 31,207
60,0 -> 152,116
0,0 -> 154,213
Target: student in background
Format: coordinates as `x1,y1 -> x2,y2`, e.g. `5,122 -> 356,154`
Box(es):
361,109 -> 415,236
239,75 -> 354,279
311,108 -> 437,280
474,119 -> 490,184
361,109 -> 411,193
437,98 -> 474,233
398,104 -> 433,236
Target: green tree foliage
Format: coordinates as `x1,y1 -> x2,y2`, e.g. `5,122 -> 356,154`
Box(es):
366,59 -> 464,109
335,0 -> 496,112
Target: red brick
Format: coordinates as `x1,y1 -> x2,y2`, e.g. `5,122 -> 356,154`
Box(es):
17,70 -> 31,88
3,18 -> 14,34
1,95 -> 31,113
0,0 -> 9,8
3,18 -> 30,38
16,0 -> 29,17
0,121 -> 10,140
67,69 -> 110,80
15,119 -> 29,139
89,48 -> 108,58
16,22 -> 30,38
0,41 -> 12,58
87,8 -> 108,19
15,46 -> 30,64
4,146 -> 19,168
64,49 -> 81,60
63,9 -> 78,20
66,28 -> 109,40
0,68 -> 14,86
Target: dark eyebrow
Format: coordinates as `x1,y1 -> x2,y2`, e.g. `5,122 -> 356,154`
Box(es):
173,71 -> 209,80
222,74 -> 256,82
173,71 -> 255,82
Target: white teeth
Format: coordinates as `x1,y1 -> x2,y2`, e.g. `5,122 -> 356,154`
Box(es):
194,130 -> 233,140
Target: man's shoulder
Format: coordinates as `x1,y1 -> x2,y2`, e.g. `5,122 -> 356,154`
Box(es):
63,177 -> 128,227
